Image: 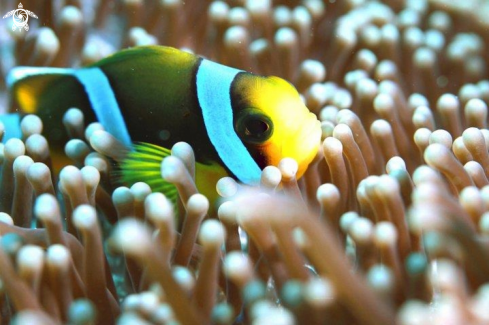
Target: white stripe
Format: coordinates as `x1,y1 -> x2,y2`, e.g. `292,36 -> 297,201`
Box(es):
0,113 -> 21,142
74,68 -> 132,148
196,59 -> 261,185
7,67 -> 72,88
7,66 -> 132,148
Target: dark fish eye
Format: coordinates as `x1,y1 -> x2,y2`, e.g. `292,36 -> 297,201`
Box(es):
235,109 -> 273,143
245,118 -> 269,137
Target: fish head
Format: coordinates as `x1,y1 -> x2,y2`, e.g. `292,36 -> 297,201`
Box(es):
232,73 -> 321,180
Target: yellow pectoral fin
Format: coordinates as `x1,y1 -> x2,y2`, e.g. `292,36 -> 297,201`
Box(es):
195,161 -> 229,216
119,142 -> 229,216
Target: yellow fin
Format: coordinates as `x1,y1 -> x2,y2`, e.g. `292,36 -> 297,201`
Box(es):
195,160 -> 229,215
119,142 -> 230,216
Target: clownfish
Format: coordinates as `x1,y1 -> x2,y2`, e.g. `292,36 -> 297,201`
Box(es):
6,46 -> 321,205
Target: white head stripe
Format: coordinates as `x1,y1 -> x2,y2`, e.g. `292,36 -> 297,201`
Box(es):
74,68 -> 132,148
196,59 -> 261,185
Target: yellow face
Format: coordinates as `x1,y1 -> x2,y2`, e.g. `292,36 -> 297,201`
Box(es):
232,74 -> 321,179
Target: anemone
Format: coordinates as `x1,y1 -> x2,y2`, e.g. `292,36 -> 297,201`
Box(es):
1,0 -> 489,324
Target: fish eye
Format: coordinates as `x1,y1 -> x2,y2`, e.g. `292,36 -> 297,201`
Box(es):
236,109 -> 273,143
244,118 -> 269,137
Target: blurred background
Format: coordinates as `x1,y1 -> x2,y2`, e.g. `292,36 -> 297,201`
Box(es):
0,0 -> 488,324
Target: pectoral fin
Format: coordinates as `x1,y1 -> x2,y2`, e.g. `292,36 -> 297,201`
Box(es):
119,142 -> 228,215
119,142 -> 179,206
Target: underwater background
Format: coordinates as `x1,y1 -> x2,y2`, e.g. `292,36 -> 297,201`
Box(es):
1,0 -> 489,324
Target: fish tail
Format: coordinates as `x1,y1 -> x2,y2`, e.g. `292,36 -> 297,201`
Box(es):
6,66 -> 73,89
3,67 -> 75,142
6,66 -> 97,147
7,66 -> 76,114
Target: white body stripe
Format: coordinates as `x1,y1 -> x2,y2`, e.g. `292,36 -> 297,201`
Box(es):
196,59 -> 261,185
0,113 -> 21,142
74,68 -> 132,147
7,66 -> 132,148
7,67 -> 72,88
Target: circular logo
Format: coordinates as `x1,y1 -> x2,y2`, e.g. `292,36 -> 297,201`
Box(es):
2,3 -> 38,32
12,9 -> 28,28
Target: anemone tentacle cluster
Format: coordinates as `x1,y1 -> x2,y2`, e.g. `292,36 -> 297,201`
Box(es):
1,0 -> 489,324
